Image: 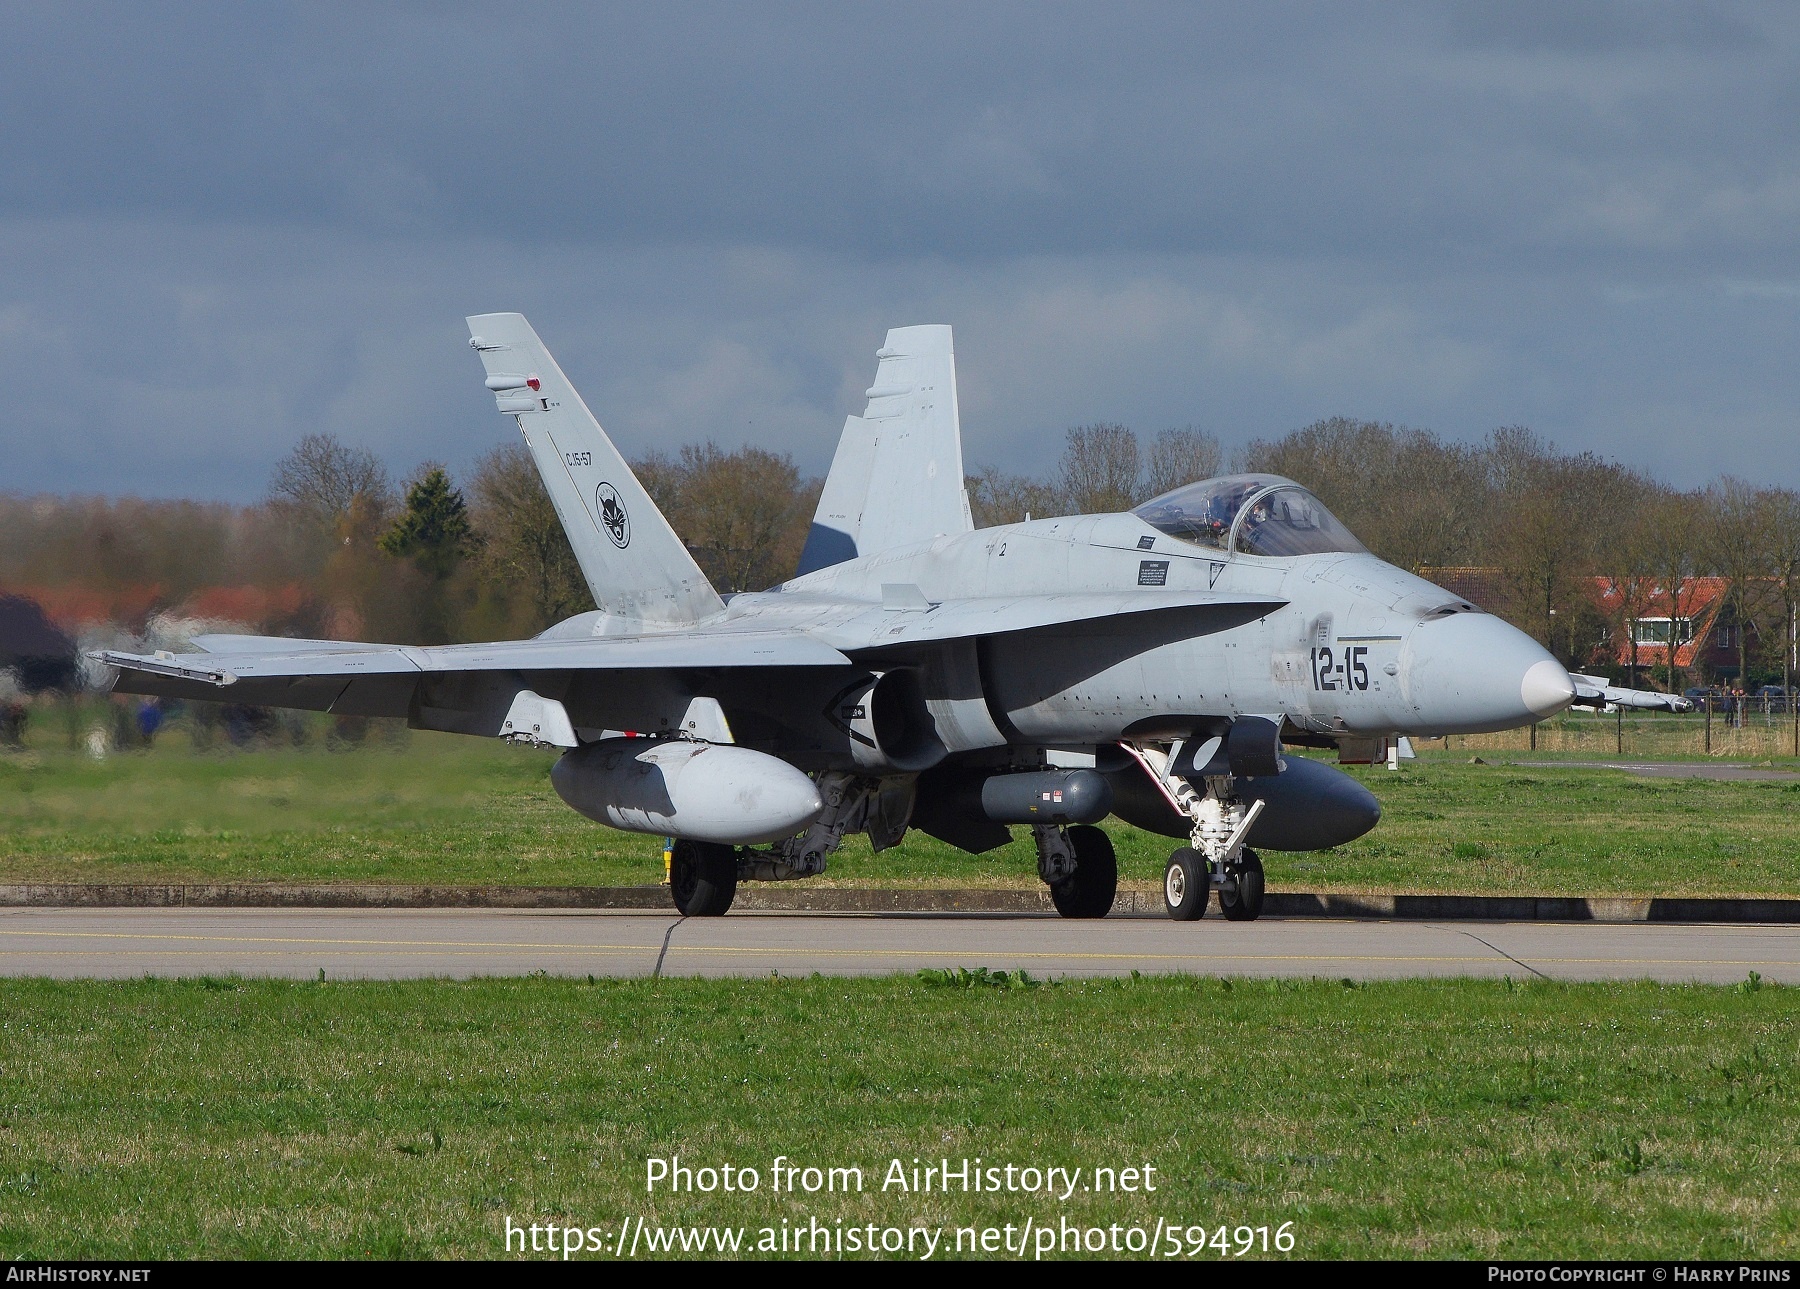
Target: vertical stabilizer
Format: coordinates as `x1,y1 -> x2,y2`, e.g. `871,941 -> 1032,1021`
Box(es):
795,324 -> 973,576
465,313 -> 725,627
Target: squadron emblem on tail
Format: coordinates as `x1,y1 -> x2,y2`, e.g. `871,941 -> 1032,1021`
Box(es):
596,483 -> 630,549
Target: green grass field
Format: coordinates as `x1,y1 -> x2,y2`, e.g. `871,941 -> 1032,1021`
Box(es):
0,975 -> 1792,1259
3,722 -> 1799,896
6,716 -> 1796,1261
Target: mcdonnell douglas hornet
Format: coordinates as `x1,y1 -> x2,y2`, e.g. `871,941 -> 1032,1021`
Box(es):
99,316 -> 1684,920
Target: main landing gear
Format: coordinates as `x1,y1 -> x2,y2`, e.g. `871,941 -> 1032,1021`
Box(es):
668,773 -> 891,917
1122,740 -> 1270,923
669,839 -> 738,917
1034,823 -> 1118,919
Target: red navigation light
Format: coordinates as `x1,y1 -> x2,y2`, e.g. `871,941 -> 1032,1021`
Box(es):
527,375 -> 541,390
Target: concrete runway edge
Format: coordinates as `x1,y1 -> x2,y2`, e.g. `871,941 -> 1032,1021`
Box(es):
4,907 -> 1797,982
3,883 -> 1799,923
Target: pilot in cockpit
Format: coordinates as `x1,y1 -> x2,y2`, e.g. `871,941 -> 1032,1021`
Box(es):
1135,474 -> 1367,558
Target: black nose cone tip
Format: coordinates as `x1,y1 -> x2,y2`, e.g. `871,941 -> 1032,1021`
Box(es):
1243,756 -> 1382,851
1345,774 -> 1380,838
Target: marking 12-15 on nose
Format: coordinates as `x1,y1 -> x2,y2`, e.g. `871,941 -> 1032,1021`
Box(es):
1311,645 -> 1370,692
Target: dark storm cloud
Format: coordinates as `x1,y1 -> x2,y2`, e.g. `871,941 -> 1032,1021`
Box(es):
1,2 -> 1798,499
9,2 -> 1797,264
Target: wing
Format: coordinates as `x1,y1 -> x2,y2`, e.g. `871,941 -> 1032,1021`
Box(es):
98,593 -> 1277,747
188,633 -> 376,654
101,632 -> 848,683
96,630 -> 854,741
106,591 -> 1267,689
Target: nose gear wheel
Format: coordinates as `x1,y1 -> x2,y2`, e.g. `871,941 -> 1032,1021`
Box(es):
1218,849 -> 1265,921
1163,847 -> 1209,921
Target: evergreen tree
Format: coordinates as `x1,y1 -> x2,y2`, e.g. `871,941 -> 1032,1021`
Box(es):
380,466 -> 473,580
379,466 -> 474,643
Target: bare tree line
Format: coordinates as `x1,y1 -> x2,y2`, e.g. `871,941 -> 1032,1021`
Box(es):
3,417 -> 1798,689
1262,421 -> 1800,691
973,418 -> 1800,688
0,434 -> 819,646
968,426 -> 1223,525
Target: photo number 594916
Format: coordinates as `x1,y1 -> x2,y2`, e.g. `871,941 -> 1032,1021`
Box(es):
1311,644 -> 1370,692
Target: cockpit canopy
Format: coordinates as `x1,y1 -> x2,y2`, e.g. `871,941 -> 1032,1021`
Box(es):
1132,473 -> 1369,558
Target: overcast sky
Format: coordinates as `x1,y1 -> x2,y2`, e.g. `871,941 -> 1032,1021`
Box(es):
3,1 -> 1798,501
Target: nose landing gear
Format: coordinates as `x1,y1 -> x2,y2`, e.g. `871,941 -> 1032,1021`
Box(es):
1125,740 -> 1270,923
1163,847 -> 1209,921
1217,849 -> 1265,921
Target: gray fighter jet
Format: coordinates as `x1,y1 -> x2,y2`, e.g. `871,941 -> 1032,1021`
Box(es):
98,315 -> 1682,921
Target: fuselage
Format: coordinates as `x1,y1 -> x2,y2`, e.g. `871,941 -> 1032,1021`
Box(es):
713,507 -> 1573,754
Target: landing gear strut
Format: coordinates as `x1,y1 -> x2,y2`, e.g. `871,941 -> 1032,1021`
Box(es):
1124,740 -> 1270,923
1035,824 -> 1117,919
669,774 -> 899,916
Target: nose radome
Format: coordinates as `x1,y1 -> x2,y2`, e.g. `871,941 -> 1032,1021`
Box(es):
1521,659 -> 1576,719
1401,612 -> 1574,734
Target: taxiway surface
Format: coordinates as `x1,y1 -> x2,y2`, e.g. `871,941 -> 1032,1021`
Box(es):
0,907 -> 1794,983
1530,760 -> 1800,782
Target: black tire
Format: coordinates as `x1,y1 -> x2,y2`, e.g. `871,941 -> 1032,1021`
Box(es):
1163,847 -> 1209,921
669,839 -> 738,917
1050,825 -> 1117,919
1218,849 -> 1265,922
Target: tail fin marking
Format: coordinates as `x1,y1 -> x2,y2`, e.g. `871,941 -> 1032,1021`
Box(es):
466,313 -> 724,627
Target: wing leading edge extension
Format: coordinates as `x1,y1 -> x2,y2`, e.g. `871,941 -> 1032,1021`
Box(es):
810,589 -> 1286,653
101,590 -> 1281,689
